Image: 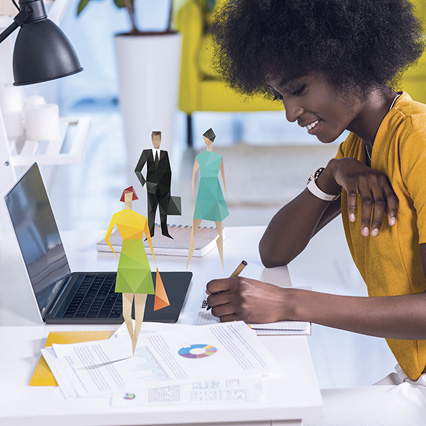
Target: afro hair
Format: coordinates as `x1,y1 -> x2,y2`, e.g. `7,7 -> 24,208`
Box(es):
212,0 -> 425,96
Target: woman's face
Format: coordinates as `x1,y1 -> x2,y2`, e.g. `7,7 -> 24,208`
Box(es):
265,72 -> 361,143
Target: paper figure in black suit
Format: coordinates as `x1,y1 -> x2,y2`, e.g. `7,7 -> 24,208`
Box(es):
135,131 -> 175,239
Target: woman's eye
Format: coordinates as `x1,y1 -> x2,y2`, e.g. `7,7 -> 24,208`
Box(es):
292,84 -> 306,96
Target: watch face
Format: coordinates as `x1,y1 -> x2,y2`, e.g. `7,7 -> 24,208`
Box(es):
307,168 -> 324,185
314,167 -> 325,179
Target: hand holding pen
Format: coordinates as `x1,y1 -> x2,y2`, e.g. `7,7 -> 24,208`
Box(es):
206,260 -> 247,310
206,261 -> 288,324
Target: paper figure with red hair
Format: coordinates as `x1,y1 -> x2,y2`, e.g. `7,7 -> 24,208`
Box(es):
104,186 -> 169,353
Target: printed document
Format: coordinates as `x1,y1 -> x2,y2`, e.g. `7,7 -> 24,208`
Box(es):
42,321 -> 281,398
111,377 -> 263,406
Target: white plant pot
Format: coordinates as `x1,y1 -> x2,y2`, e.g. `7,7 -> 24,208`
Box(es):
115,32 -> 182,172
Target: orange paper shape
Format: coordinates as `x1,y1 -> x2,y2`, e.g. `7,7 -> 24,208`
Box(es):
154,268 -> 170,311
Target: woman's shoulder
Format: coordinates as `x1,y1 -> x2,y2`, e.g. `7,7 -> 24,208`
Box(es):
394,92 -> 426,131
335,132 -> 363,160
197,150 -> 222,159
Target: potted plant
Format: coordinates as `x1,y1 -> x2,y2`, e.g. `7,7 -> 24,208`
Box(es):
77,0 -> 182,166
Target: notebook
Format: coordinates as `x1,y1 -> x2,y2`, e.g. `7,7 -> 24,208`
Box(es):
197,288 -> 312,336
97,225 -> 224,257
4,163 -> 192,324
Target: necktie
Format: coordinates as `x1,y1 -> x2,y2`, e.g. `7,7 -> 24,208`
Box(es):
155,150 -> 159,165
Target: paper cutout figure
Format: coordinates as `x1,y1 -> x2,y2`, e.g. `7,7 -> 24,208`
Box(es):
135,131 -> 181,239
187,128 -> 229,268
154,269 -> 170,310
104,186 -> 170,354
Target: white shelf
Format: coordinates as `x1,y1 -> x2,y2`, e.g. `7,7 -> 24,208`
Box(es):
8,116 -> 90,166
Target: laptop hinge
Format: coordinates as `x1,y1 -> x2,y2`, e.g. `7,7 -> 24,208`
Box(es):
44,275 -> 73,319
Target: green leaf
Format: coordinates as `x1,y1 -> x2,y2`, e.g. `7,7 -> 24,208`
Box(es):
113,0 -> 126,9
77,0 -> 90,16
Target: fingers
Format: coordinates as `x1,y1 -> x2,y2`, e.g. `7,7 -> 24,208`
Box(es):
207,291 -> 231,309
357,177 -> 376,237
206,279 -> 238,322
218,314 -> 239,323
346,184 -> 358,224
206,278 -> 233,295
210,303 -> 236,320
349,174 -> 398,237
369,185 -> 386,237
385,189 -> 398,227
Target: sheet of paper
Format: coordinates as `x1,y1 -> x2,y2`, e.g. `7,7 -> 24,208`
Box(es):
198,287 -> 312,335
111,376 -> 263,407
43,335 -> 135,398
112,320 -> 195,338
42,321 -> 280,399
52,332 -> 133,363
197,305 -> 311,335
143,321 -> 281,385
41,346 -> 78,399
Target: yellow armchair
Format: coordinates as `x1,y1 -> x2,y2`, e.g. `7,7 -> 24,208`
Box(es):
175,0 -> 426,147
175,0 -> 282,146
400,0 -> 426,103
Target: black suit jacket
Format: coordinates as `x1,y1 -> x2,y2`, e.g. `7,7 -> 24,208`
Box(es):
135,149 -> 172,195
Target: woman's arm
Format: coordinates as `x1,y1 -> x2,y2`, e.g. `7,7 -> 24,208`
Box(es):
144,218 -> 156,265
260,158 -> 398,267
259,188 -> 341,268
191,158 -> 199,196
104,213 -> 118,257
259,162 -> 342,267
207,244 -> 426,339
220,157 -> 227,192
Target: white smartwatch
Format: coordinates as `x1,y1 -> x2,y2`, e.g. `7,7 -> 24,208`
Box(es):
306,167 -> 341,202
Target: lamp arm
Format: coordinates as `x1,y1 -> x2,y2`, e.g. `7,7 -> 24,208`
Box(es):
0,7 -> 32,44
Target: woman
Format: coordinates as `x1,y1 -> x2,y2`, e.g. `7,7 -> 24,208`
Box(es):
187,128 -> 229,268
206,0 -> 426,423
105,186 -> 157,354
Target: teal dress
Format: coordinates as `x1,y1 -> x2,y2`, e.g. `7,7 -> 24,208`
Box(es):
193,151 -> 229,221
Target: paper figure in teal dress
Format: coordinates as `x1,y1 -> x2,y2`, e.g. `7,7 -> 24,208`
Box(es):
187,128 -> 229,268
104,186 -> 169,354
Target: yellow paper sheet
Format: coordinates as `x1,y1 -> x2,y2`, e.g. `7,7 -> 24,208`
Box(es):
30,330 -> 115,386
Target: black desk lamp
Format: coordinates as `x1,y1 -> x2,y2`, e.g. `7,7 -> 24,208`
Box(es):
0,0 -> 83,86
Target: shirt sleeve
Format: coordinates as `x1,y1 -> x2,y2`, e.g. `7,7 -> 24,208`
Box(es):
334,141 -> 345,160
400,124 -> 426,243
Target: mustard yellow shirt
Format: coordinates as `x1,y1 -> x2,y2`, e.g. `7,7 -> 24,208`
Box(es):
335,91 -> 426,380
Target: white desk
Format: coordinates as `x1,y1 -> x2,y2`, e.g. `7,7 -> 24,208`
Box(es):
0,226 -> 322,426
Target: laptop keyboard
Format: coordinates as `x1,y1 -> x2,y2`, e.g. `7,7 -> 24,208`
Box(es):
63,274 -> 122,319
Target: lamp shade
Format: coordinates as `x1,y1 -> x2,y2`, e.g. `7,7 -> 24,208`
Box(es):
13,19 -> 83,86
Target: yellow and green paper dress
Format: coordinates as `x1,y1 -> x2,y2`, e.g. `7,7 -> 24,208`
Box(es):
193,151 -> 229,221
105,209 -> 155,294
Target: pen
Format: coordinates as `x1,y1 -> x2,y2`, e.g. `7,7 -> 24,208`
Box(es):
206,260 -> 248,310
230,260 -> 248,277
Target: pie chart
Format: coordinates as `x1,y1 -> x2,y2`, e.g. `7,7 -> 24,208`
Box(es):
178,344 -> 217,359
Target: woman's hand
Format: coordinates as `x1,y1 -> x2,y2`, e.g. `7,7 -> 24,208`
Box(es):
325,158 -> 398,237
206,277 -> 290,323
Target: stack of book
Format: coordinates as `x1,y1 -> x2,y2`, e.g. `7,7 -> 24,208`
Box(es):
97,225 -> 224,257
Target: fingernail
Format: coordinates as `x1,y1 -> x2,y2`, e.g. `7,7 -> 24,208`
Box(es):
349,213 -> 356,222
362,227 -> 369,236
389,217 -> 396,226
371,228 -> 379,237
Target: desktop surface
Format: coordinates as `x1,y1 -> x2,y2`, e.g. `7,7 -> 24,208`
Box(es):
0,226 -> 322,426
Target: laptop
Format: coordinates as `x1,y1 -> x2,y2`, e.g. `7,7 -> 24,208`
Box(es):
4,163 -> 192,324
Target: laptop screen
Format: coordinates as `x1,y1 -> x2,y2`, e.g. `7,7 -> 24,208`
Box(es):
5,163 -> 70,317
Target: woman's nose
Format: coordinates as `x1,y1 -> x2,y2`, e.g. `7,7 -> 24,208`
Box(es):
284,99 -> 304,123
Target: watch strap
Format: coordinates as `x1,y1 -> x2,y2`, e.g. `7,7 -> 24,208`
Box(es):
307,168 -> 340,202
